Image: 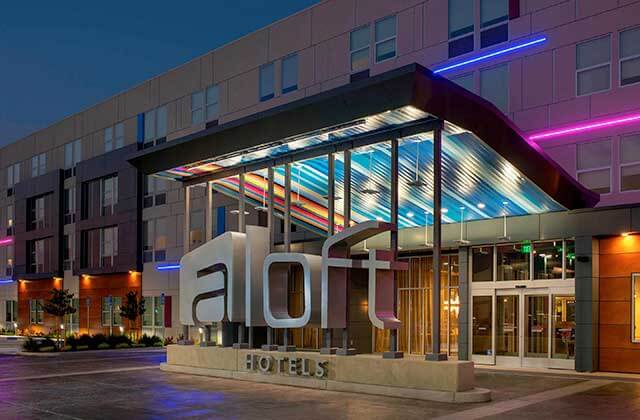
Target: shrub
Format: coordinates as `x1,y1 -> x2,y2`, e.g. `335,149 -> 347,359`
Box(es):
39,346 -> 56,352
63,345 -> 73,351
97,342 -> 110,349
163,336 -> 174,346
91,334 -> 107,349
115,342 -> 131,349
153,342 -> 163,347
107,334 -> 132,348
138,334 -> 162,347
76,345 -> 89,351
76,334 -> 93,348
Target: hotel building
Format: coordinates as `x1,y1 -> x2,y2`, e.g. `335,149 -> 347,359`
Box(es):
2,0 -> 640,374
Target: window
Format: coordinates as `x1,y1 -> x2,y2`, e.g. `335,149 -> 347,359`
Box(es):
143,296 -> 164,327
29,299 -> 43,324
533,241 -> 563,280
6,245 -> 13,276
565,240 -> 575,279
620,27 -> 640,86
64,139 -> 82,169
190,210 -> 204,248
577,140 -> 611,194
5,300 -> 17,325
144,106 -> 167,148
350,25 -> 370,72
497,243 -> 529,281
472,247 -> 493,282
105,123 -> 125,152
101,175 -> 118,216
633,273 -> 640,343
63,187 -> 76,224
449,0 -> 474,58
620,134 -> 640,191
472,296 -> 492,355
451,73 -> 475,92
259,63 -> 275,101
576,35 -> 611,96
375,16 -> 396,63
31,153 -> 46,177
143,175 -> 167,208
28,238 -> 52,274
102,296 -> 122,326
27,193 -> 52,231
6,162 -> 20,190
480,64 -> 509,113
6,204 -> 13,236
63,233 -> 74,271
281,54 -> 298,94
480,0 -> 508,48
81,226 -> 118,269
64,298 -> 79,330
191,85 -> 220,125
143,218 -> 167,263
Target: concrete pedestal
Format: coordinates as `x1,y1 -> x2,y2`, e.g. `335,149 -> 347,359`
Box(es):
162,345 -> 491,403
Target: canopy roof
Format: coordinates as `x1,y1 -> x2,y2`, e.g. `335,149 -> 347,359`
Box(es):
129,64 -> 598,232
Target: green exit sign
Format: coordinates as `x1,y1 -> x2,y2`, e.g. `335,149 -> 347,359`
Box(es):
521,241 -> 532,254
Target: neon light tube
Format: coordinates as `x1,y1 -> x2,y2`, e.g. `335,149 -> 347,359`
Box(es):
530,113 -> 640,141
433,36 -> 547,74
0,237 -> 13,246
157,264 -> 181,271
0,279 -> 14,284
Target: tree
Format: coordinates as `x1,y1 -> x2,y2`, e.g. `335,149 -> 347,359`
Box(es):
42,288 -> 76,350
119,291 -> 145,339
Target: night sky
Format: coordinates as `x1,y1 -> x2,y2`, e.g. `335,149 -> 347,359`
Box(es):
0,1 -> 319,147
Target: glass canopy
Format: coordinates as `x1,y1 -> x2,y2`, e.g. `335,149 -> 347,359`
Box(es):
164,109 -> 564,235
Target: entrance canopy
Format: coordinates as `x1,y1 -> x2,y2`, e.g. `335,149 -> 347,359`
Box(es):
129,64 -> 598,233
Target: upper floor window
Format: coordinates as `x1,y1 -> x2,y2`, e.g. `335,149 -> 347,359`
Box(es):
577,139 -> 611,194
143,217 -> 167,263
189,209 -> 204,249
5,244 -> 13,276
27,194 -> 52,231
620,26 -> 640,86
6,163 -> 20,190
451,73 -> 475,92
6,204 -> 14,236
620,133 -> 640,191
31,153 -> 46,177
480,64 -> 509,114
375,16 -> 396,63
350,25 -> 370,72
81,226 -> 118,269
104,123 -> 124,152
63,187 -> 76,224
191,85 -> 220,125
28,237 -> 53,274
143,175 -> 167,208
82,174 -> 119,219
281,54 -> 299,94
64,139 -> 82,170
480,0 -> 508,48
576,35 -> 611,96
449,0 -> 474,58
144,106 -> 167,148
259,63 -> 275,102
63,232 -> 74,271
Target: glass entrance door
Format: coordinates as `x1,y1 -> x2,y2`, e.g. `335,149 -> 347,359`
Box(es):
481,289 -> 576,369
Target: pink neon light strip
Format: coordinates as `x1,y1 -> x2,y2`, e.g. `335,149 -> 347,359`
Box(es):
529,113 -> 640,141
0,237 -> 13,246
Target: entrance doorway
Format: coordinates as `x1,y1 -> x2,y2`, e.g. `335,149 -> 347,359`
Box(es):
472,289 -> 575,369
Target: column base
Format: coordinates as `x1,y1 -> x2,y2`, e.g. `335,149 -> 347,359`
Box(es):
320,347 -> 338,355
336,347 -> 357,356
425,353 -> 448,361
199,341 -> 217,347
382,351 -> 404,359
177,340 -> 194,346
261,344 -> 279,351
277,345 -> 296,352
232,343 -> 249,349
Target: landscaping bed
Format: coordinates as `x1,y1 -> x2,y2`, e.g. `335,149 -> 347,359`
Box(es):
21,334 -> 169,353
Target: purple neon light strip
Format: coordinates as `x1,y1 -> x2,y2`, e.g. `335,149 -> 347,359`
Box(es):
529,113 -> 640,141
157,264 -> 181,271
0,237 -> 13,246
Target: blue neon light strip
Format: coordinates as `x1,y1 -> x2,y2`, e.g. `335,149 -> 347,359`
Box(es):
433,36 -> 547,74
157,264 -> 180,271
0,279 -> 14,284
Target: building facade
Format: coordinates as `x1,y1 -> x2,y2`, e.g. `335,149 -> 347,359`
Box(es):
2,0 -> 640,373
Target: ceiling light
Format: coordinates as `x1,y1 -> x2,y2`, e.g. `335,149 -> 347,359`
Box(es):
477,203 -> 485,209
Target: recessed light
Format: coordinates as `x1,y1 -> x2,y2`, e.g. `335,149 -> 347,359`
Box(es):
407,211 -> 415,218
477,203 -> 485,209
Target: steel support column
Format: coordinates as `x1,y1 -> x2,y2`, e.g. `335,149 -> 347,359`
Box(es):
383,138 -> 403,359
262,167 -> 278,351
279,163 -> 296,352
321,153 -> 337,354
337,150 -> 355,356
427,123 -> 447,361
180,185 -> 193,345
